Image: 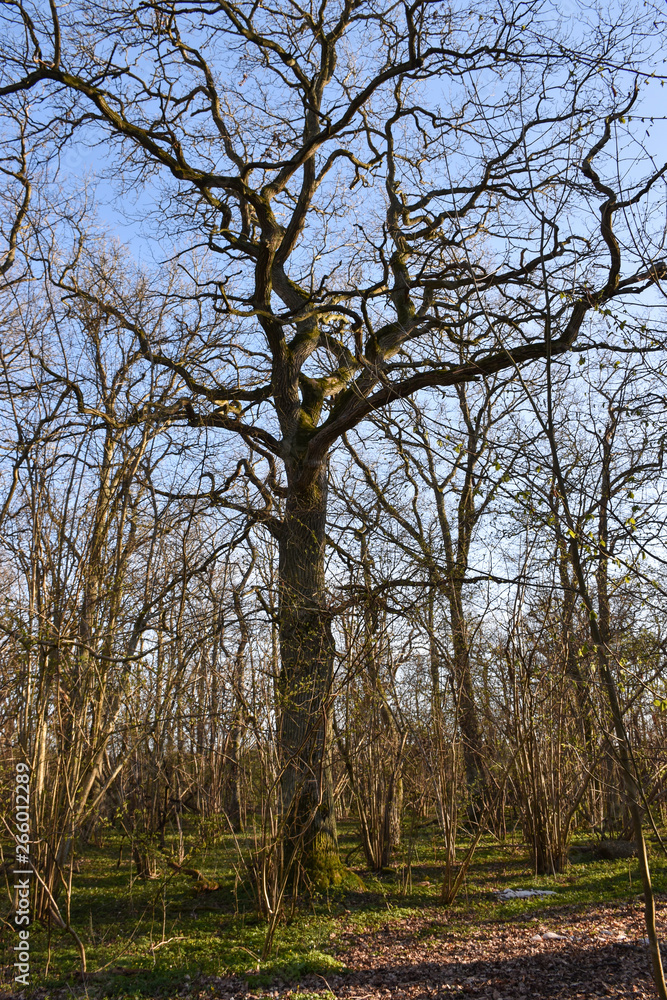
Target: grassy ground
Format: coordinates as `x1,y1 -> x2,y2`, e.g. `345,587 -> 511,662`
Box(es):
1,819 -> 663,998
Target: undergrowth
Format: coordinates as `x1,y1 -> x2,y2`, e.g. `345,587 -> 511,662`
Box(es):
1,820 -> 664,998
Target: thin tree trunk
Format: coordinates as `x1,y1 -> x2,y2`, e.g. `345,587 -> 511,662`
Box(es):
544,387 -> 667,999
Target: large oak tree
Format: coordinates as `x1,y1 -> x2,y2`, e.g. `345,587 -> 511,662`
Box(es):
2,0 -> 666,878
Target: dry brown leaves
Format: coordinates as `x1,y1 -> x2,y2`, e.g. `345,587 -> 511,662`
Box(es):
322,902 -> 657,998
236,902 -> 663,1000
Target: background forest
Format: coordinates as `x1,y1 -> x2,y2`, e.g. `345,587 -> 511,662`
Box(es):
1,0 -> 667,996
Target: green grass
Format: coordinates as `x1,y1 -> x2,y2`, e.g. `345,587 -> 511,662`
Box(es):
1,820 -> 664,998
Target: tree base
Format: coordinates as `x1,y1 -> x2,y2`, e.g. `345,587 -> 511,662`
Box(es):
303,831 -> 346,891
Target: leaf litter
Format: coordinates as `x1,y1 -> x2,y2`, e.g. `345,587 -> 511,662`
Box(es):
199,900 -> 665,1000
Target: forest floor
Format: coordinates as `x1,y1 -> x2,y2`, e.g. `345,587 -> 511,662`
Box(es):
1,824 -> 665,999
274,900 -> 660,999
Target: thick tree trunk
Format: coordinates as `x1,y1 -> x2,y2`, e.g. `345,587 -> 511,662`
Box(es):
278,464 -> 338,886
226,588 -> 248,832
226,718 -> 243,833
449,593 -> 487,815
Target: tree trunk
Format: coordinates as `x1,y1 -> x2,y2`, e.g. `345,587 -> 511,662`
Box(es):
278,464 -> 338,886
226,587 -> 249,832
449,601 -> 486,813
226,717 -> 243,833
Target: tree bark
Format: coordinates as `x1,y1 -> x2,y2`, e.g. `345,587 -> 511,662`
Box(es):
449,594 -> 486,811
278,463 -> 338,885
226,587 -> 249,832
